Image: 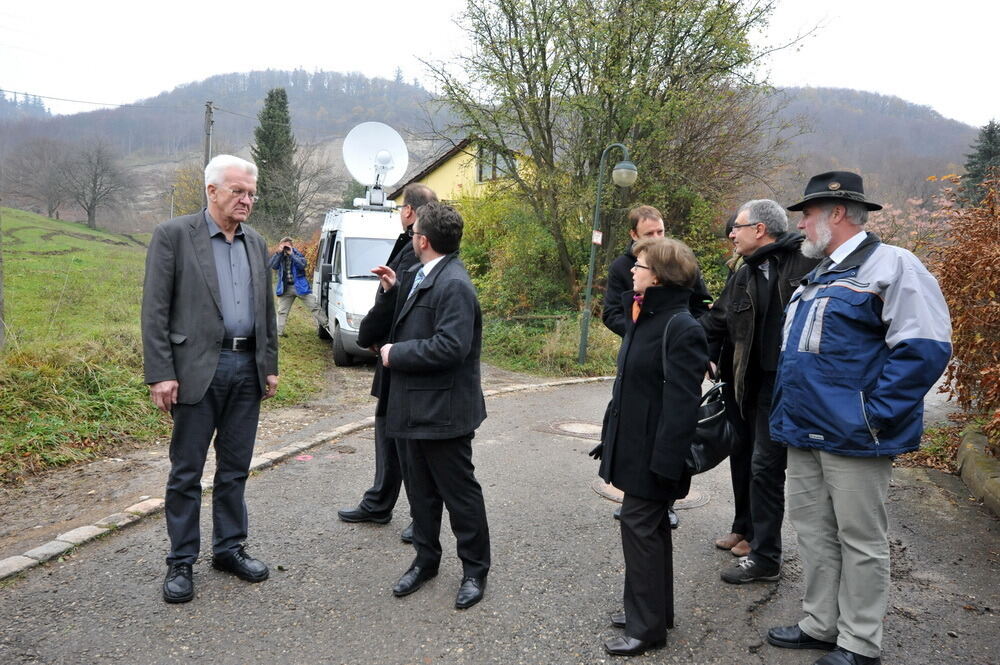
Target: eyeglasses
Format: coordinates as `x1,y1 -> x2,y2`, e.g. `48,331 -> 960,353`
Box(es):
731,222 -> 760,230
632,263 -> 651,271
222,187 -> 260,203
406,227 -> 426,238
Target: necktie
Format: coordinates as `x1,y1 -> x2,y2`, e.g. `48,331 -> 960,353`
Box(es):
408,267 -> 425,298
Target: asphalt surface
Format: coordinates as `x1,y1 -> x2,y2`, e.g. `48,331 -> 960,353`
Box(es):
1,381 -> 998,665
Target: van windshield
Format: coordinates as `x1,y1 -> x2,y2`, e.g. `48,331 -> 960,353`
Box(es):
345,237 -> 397,278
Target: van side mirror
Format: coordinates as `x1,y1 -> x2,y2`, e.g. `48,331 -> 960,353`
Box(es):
321,263 -> 333,283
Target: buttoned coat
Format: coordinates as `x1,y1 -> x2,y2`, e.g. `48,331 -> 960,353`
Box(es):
598,285 -> 709,502
382,253 -> 487,440
141,210 -> 278,404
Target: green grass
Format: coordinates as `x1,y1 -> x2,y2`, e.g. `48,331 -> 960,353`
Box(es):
482,312 -> 619,377
0,207 -> 329,483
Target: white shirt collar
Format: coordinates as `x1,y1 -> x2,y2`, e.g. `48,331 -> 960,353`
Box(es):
420,255 -> 446,276
828,230 -> 867,267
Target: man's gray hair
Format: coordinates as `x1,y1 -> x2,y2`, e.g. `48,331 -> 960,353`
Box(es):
819,200 -> 869,226
204,155 -> 258,188
739,199 -> 788,236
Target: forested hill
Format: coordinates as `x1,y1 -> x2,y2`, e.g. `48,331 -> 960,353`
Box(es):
768,87 -> 977,207
0,70 -> 437,157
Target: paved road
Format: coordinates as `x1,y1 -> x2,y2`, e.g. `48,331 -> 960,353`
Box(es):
1,382 -> 997,664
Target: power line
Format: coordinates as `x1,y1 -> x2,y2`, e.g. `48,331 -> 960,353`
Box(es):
0,87 -> 179,111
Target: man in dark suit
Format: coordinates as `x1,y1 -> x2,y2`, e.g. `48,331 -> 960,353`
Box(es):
372,202 -> 491,609
337,184 -> 438,545
142,154 -> 279,603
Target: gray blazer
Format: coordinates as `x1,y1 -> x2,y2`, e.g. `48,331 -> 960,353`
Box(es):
141,210 -> 278,404
383,254 -> 487,439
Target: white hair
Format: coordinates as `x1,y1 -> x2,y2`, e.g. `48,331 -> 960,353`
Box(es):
818,200 -> 869,226
204,155 -> 258,188
739,199 -> 788,235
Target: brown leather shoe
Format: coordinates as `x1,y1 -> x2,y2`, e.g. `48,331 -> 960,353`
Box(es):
731,539 -> 751,557
714,533 -> 744,550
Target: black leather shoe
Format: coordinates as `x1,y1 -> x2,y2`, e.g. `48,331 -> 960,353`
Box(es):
613,507 -> 621,520
162,563 -> 194,603
668,506 -> 680,529
610,611 -> 626,628
337,506 -> 392,524
392,566 -> 438,597
767,625 -> 837,651
814,647 -> 881,665
603,636 -> 665,656
455,576 -> 486,609
400,522 -> 414,543
212,547 -> 269,582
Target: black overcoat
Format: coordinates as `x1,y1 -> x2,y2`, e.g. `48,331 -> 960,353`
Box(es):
382,253 -> 487,440
599,285 -> 708,502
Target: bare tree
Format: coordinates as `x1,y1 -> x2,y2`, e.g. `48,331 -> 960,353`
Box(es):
60,140 -> 130,230
252,143 -> 337,240
0,200 -> 5,350
2,138 -> 69,218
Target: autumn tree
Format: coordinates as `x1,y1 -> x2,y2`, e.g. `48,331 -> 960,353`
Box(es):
962,120 -> 1000,204
936,176 -> 1000,452
251,88 -> 298,238
168,161 -> 207,217
3,138 -> 69,218
60,140 -> 130,230
426,0 -> 792,303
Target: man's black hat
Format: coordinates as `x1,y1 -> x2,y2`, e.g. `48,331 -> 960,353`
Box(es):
787,171 -> 883,212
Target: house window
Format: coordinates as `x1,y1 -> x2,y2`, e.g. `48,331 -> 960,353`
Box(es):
477,146 -> 514,182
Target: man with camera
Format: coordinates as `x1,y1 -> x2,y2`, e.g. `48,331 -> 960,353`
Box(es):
269,236 -> 328,337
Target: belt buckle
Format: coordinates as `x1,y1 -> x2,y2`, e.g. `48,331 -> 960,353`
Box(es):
232,337 -> 248,351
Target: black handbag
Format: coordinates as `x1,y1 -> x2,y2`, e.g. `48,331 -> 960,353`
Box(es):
661,314 -> 738,474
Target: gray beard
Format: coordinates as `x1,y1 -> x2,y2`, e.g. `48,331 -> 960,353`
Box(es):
801,217 -> 832,259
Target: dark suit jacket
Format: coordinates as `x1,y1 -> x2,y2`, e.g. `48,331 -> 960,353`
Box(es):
382,253 -> 487,440
141,210 -> 278,404
357,235 -> 418,399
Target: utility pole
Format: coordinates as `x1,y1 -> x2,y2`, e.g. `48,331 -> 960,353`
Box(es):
170,185 -> 176,219
203,101 -> 214,207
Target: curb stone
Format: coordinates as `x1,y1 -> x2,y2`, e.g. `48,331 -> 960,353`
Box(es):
0,376 -> 612,582
956,427 -> 1000,517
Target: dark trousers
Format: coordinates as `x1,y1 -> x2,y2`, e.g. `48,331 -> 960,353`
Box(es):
165,350 -> 261,565
400,434 -> 490,579
747,371 -> 785,570
620,493 -> 674,642
358,415 -> 403,515
724,381 -> 753,538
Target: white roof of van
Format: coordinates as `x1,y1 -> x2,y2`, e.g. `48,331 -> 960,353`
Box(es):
322,208 -> 400,239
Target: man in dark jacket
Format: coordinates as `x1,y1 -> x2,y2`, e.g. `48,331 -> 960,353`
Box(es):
603,205 -> 712,336
700,199 -> 820,584
601,205 -> 712,529
269,236 -> 328,337
373,202 -> 491,610
337,184 -> 438,544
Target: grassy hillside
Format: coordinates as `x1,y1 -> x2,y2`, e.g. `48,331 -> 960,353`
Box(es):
0,208 -> 330,483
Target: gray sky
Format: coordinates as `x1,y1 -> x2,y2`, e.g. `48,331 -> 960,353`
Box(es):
0,0 -> 994,127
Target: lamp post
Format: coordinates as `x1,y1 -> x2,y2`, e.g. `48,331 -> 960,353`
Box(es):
578,143 -> 637,364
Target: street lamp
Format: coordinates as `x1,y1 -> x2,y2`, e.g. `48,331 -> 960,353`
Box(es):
578,143 -> 637,364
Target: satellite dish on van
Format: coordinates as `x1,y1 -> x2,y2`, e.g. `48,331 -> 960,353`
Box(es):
343,122 -> 409,200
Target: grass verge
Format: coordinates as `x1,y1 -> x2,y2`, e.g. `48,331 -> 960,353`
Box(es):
482,312 -> 619,377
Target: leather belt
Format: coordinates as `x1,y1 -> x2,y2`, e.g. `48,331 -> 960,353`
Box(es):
221,337 -> 255,352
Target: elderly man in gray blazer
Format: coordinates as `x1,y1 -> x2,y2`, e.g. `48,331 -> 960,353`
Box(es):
142,154 -> 279,603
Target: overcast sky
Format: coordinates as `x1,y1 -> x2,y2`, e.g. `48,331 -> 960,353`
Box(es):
1,0 -> 994,128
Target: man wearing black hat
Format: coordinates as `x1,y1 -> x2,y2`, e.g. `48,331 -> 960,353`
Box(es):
765,172 -> 952,665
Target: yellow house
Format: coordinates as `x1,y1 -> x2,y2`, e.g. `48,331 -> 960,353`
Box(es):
389,138 -> 516,204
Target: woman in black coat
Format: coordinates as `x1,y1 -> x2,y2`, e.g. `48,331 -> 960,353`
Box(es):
597,237 -> 709,656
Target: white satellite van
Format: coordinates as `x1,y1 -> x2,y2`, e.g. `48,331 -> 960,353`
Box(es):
313,208 -> 399,365
312,121 -> 409,366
